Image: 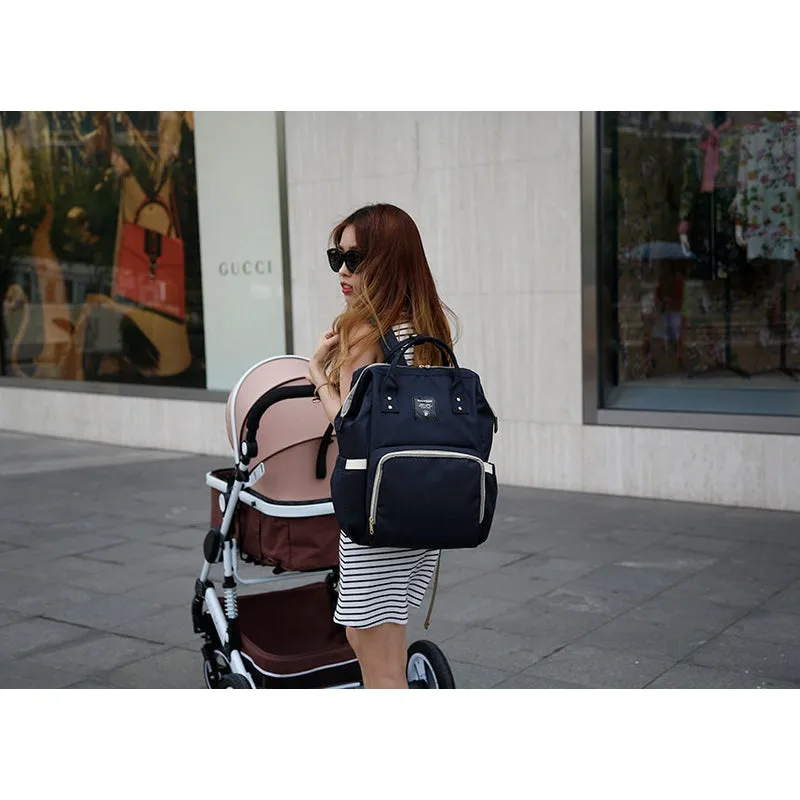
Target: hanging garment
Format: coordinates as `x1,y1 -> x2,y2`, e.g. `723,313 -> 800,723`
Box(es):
731,116 -> 800,262
678,120 -> 745,277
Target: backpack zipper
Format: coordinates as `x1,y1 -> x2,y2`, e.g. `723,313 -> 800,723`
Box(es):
368,450 -> 487,536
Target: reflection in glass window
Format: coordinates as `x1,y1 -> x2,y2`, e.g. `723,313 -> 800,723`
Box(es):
0,111 -> 205,387
601,111 -> 800,416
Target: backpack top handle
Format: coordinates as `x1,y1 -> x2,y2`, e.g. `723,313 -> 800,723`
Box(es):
382,335 -> 463,393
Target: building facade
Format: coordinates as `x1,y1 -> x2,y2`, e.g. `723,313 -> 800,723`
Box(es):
1,111 -> 798,510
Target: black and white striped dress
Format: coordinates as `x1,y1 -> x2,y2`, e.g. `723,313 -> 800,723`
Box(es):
333,322 -> 441,629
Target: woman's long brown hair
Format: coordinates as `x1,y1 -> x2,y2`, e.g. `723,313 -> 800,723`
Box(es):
323,204 -> 458,392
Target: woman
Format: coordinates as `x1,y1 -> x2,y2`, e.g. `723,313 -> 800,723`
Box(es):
307,203 -> 456,689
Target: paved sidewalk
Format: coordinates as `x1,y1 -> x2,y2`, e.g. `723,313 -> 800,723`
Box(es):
1,430 -> 799,689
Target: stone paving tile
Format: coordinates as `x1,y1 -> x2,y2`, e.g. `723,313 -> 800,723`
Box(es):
406,616 -> 469,647
23,633 -> 165,674
522,644 -> 675,689
2,501 -> 102,527
106,647 -> 206,689
16,554 -> 125,588
45,594 -> 170,632
494,674 -> 588,689
764,580 -> 800,614
660,563 -> 800,608
486,599 -> 613,646
727,543 -> 800,567
0,571 -> 108,617
423,589 -> 517,626
625,595 -> 749,634
34,513 -> 134,536
15,531 -> 129,559
81,541 -> 183,565
498,555 -> 598,585
439,548 -> 527,573
0,520 -> 36,546
136,549 -> 212,576
445,570 -> 563,605
432,565 -> 485,590
121,574 -> 197,608
112,606 -> 198,648
662,533 -> 748,557
0,609 -> 28,629
686,635 -> 800,685
535,580 -> 650,618
645,664 -> 796,690
0,658 -> 86,688
725,608 -> 800,647
438,627 -> 551,673
576,563 -> 690,599
538,536 -> 644,566
63,678 -> 117,689
578,617 -> 714,662
615,544 -> 720,574
0,617 -> 92,660
484,530 -> 550,556
61,564 -> 175,596
103,521 -> 184,541
0,546 -> 67,571
147,526 -> 206,551
447,660 -> 515,690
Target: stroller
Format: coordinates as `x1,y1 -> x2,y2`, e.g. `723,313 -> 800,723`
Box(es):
191,355 -> 456,689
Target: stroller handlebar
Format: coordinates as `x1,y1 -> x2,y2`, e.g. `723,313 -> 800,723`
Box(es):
239,383 -> 317,466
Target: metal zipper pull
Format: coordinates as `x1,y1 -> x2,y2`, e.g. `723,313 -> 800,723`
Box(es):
369,517 -> 375,535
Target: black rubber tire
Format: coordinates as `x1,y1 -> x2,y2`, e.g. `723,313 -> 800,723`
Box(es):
203,660 -> 220,689
407,640 -> 456,689
217,673 -> 252,689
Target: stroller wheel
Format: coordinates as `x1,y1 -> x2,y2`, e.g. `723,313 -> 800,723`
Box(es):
407,640 -> 456,689
202,646 -> 228,689
218,674 -> 252,689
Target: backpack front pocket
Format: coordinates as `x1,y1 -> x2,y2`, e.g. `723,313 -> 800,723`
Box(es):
366,447 -> 494,549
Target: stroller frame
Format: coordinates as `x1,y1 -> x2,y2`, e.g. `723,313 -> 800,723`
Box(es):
191,356 -> 456,689
194,473 -> 361,689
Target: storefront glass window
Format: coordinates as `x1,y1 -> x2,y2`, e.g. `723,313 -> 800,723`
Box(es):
600,111 -> 800,416
0,111 -> 205,387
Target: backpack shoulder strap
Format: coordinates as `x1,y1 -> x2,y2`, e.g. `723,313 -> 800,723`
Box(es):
378,325 -> 402,362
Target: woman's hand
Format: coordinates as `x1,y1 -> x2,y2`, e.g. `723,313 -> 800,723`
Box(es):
308,328 -> 339,387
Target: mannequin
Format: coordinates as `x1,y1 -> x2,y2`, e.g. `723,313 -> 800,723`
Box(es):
677,112 -> 748,377
731,111 -> 800,378
678,112 -> 743,278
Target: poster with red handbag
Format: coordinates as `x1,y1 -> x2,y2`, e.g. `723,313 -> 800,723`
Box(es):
114,197 -> 186,321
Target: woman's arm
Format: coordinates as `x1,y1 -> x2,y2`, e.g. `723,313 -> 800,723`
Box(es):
308,326 -> 381,425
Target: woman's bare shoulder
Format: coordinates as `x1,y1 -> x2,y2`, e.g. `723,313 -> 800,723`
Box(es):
346,322 -> 381,362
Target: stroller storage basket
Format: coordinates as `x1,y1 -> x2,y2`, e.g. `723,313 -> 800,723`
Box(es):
209,468 -> 340,572
236,582 -> 360,689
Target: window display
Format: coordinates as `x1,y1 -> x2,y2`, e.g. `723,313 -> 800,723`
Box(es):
0,111 -> 205,388
600,111 -> 800,416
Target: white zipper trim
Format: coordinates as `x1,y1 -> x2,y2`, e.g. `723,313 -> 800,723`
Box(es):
368,450 -> 487,534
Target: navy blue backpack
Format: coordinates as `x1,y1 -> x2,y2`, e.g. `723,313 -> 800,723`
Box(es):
330,330 -> 498,550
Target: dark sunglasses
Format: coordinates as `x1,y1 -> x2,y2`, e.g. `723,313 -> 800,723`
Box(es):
327,248 -> 365,273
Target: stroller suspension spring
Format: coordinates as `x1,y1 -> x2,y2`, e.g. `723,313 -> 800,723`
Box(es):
224,586 -> 238,618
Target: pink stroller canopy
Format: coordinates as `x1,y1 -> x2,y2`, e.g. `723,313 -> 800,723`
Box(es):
225,357 -> 337,503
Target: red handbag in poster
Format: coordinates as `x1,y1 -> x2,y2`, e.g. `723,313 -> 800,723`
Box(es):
114,197 -> 186,321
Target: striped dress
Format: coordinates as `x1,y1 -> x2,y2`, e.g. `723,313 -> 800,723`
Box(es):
333,322 -> 441,629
